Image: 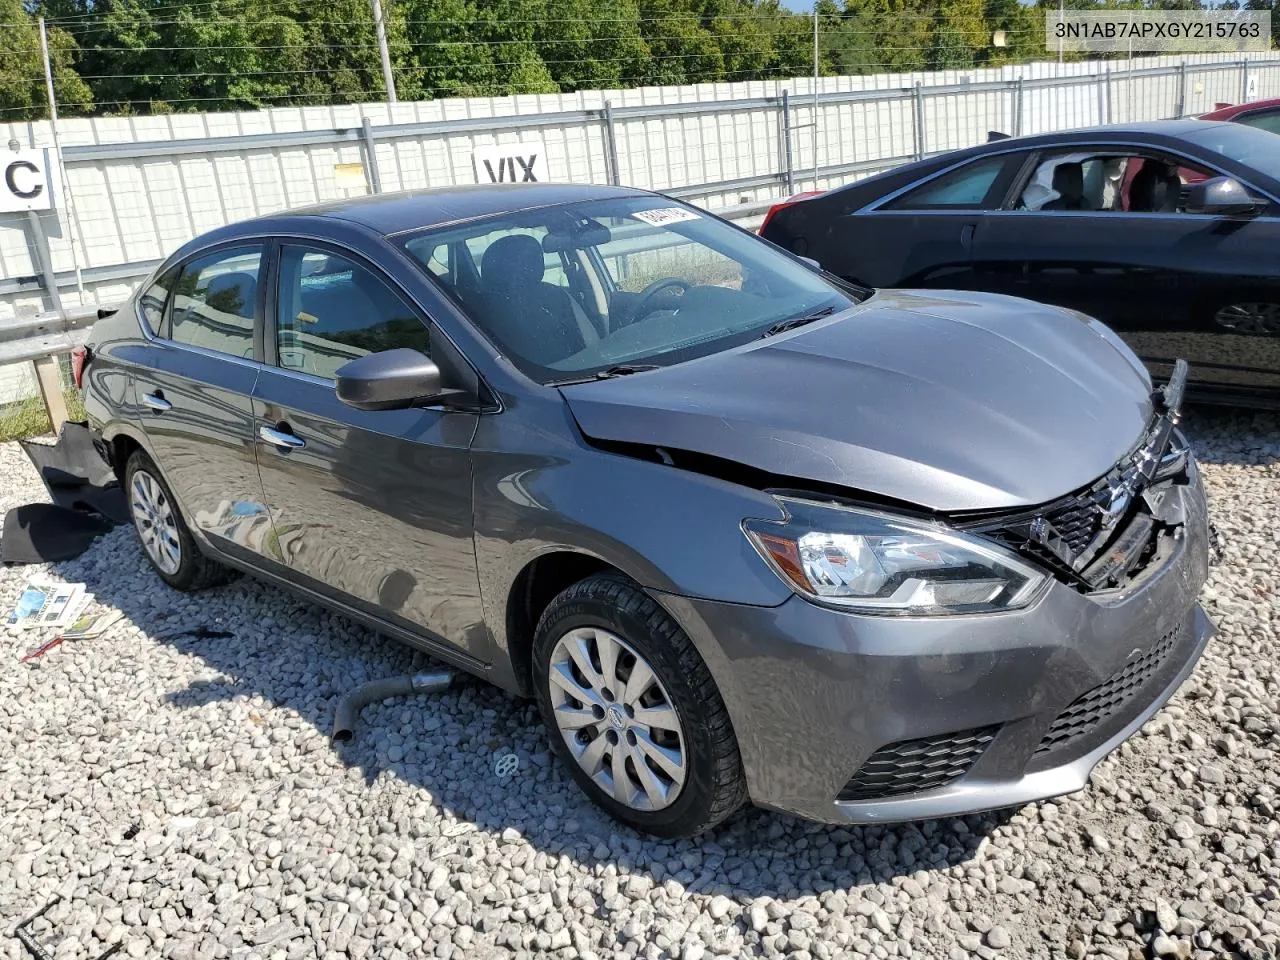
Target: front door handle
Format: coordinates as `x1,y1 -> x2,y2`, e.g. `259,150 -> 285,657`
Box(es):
259,425 -> 305,450
142,391 -> 171,412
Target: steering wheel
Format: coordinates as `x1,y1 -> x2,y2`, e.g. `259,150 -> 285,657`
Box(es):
628,278 -> 692,323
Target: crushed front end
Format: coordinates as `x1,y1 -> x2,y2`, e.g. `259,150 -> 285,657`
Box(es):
653,360 -> 1215,823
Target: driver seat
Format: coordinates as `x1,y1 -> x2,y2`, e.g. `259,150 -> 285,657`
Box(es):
477,235 -> 598,366
1129,161 -> 1181,213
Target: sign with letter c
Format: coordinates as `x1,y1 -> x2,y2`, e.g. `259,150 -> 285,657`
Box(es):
1,148 -> 59,213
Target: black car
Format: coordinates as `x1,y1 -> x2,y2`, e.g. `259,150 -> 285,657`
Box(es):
760,119 -> 1280,408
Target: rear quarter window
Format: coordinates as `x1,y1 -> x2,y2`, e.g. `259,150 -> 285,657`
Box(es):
138,268 -> 178,336
883,155 -> 1020,210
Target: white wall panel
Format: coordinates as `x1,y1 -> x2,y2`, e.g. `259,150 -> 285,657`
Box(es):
0,51 -> 1275,370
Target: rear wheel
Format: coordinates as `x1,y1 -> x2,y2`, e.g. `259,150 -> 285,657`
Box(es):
125,450 -> 235,591
532,573 -> 747,838
1212,301 -> 1280,335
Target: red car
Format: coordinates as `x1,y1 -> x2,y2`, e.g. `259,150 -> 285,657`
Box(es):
1201,97 -> 1280,134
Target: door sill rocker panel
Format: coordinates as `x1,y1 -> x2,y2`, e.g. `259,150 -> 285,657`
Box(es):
199,537 -> 490,676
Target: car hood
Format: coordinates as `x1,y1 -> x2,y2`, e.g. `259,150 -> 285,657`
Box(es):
560,290 -> 1154,512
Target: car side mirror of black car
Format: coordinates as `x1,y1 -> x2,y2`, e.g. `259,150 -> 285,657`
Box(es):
1184,177 -> 1265,217
335,348 -> 445,411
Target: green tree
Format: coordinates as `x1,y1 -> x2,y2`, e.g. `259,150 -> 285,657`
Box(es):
636,0 -> 724,85
1,0 -> 92,119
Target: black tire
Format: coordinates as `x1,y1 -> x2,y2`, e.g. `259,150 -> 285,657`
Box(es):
532,573 -> 747,838
124,449 -> 236,592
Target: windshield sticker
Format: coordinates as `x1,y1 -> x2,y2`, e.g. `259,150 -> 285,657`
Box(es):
631,207 -> 701,227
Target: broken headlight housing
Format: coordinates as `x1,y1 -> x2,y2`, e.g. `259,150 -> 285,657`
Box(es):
744,496 -> 1048,616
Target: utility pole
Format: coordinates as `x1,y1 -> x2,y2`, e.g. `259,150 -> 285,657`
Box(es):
812,2 -> 820,190
38,17 -> 84,296
1057,0 -> 1064,66
370,0 -> 398,103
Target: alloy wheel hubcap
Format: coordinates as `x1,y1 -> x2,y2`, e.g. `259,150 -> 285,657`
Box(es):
1214,302 -> 1280,335
131,469 -> 181,575
547,626 -> 687,812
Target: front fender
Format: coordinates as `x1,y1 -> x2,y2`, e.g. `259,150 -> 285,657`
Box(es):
471,394 -> 794,682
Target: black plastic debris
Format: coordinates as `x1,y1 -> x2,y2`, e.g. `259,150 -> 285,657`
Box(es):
4,422 -> 128,564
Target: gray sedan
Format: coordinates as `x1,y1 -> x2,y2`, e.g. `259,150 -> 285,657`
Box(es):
80,183 -> 1213,837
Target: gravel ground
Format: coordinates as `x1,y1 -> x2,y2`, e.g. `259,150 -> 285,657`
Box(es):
0,408 -> 1277,960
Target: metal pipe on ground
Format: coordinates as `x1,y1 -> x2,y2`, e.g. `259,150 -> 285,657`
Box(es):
331,670 -> 454,742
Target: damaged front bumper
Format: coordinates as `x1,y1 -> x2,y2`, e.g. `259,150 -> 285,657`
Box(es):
654,456 -> 1214,825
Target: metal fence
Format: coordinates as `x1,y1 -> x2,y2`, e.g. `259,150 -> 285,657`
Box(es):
1,51 -> 1279,407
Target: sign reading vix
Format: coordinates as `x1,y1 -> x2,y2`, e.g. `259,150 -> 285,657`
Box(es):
472,141 -> 548,185
1,148 -> 60,213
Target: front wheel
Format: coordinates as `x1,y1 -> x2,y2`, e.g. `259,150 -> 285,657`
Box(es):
125,450 -> 236,591
532,573 -> 747,838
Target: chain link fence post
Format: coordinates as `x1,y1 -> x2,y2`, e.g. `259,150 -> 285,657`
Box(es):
360,118 -> 382,193
602,100 -> 621,186
913,82 -> 926,161
781,90 -> 795,195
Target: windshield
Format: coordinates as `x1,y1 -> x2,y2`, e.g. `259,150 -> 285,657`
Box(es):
1182,122 -> 1280,184
400,196 -> 860,383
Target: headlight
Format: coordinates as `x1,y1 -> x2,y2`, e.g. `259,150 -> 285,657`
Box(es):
743,497 -> 1048,616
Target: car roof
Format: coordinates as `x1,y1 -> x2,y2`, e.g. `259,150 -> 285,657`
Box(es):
261,182 -> 653,236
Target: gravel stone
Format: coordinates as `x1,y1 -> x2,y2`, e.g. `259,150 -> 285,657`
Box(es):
0,409 -> 1275,960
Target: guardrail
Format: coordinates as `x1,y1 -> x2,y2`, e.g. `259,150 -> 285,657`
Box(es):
1,304 -> 102,432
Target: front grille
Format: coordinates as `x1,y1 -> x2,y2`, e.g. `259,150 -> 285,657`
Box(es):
1034,626 -> 1179,758
954,412 -> 1189,594
838,725 -> 999,802
1043,497 -> 1102,556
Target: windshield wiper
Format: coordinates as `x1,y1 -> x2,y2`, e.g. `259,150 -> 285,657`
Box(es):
549,363 -> 661,386
760,305 -> 837,338
592,363 -> 661,379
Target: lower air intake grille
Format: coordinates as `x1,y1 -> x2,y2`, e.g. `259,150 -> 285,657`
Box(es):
838,725 -> 1000,802
1035,626 -> 1179,758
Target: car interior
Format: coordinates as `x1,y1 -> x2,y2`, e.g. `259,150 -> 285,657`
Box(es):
275,250 -> 431,379
1018,152 -> 1212,213
403,207 -> 845,378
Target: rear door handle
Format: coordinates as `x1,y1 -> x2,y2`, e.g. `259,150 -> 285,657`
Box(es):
259,425 -> 305,450
142,391 -> 171,412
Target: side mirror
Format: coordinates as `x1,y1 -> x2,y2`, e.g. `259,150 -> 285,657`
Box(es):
1184,176 -> 1265,217
335,348 -> 443,411
797,255 -> 823,272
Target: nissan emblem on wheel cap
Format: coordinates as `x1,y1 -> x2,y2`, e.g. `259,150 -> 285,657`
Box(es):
493,751 -> 520,780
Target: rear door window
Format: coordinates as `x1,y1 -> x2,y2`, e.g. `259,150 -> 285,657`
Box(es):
170,246 -> 263,358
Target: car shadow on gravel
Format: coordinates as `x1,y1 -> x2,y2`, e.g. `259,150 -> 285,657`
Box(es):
52,528 -> 1016,900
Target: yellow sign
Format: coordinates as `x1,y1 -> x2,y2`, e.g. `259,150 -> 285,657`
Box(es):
334,162 -> 366,189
